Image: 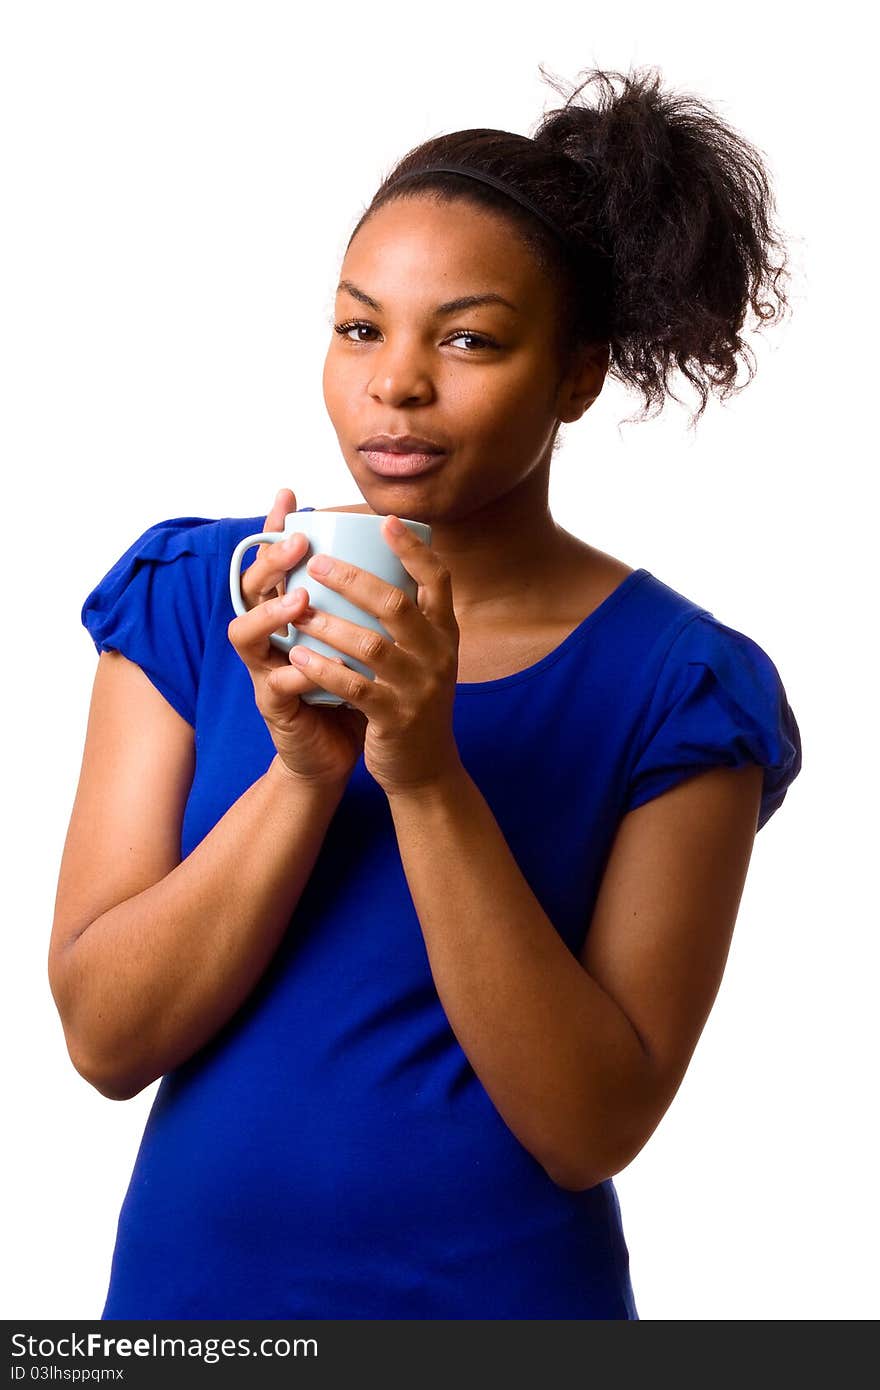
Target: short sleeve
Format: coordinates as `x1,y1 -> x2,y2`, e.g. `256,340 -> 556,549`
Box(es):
81,516 -> 219,727
625,612 -> 802,832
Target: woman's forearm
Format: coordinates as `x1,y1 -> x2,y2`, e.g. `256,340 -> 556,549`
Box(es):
385,762 -> 656,1191
54,756 -> 348,1100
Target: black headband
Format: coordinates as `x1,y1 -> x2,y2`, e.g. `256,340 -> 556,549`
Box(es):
388,163 -> 574,250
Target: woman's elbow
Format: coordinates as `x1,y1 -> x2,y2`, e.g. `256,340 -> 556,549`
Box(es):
49,951 -> 145,1101
65,1034 -> 139,1101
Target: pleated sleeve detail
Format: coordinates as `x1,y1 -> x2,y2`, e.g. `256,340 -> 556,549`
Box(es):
625,612 -> 802,831
81,516 -> 219,727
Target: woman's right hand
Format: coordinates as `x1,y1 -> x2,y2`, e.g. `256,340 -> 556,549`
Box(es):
227,488 -> 368,787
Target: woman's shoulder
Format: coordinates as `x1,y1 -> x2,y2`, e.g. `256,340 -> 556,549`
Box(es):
82,515 -> 222,611
81,516 -> 228,728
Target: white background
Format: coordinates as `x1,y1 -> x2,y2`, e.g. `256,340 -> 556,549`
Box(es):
2,0 -> 874,1321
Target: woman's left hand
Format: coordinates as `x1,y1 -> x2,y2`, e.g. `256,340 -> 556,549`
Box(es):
287,516 -> 462,797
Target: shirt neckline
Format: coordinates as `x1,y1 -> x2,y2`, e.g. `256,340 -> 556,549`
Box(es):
455,568 -> 652,694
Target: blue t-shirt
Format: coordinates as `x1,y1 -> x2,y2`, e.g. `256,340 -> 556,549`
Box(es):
81,511 -> 802,1320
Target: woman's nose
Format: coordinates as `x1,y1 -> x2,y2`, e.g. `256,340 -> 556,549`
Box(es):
362,333 -> 436,404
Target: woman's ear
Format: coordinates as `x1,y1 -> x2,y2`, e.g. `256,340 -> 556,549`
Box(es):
556,341 -> 610,423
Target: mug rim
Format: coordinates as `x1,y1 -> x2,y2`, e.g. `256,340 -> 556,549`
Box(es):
284,511 -> 430,532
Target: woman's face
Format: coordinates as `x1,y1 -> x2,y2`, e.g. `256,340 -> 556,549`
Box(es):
322,194 -> 602,523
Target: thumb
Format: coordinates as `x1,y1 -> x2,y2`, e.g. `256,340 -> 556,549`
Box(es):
267,487 -> 297,531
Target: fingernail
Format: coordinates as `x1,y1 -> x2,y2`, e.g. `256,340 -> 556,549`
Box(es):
283,533 -> 305,551
281,587 -> 307,607
386,515 -> 407,535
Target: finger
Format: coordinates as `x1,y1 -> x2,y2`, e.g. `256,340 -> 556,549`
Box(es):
256,488 -> 299,605
262,657 -> 328,708
262,653 -> 355,711
289,604 -> 409,683
380,514 -> 457,633
304,544 -> 433,656
228,588 -> 310,671
266,486 -> 297,533
286,643 -> 374,713
241,528 -> 310,611
251,486 -> 306,631
265,653 -> 350,706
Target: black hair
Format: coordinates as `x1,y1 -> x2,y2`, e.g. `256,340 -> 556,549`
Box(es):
347,65 -> 792,433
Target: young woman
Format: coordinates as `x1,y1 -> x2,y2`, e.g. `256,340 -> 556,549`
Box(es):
49,66 -> 802,1319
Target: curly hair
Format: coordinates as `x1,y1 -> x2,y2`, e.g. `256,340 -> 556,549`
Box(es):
346,65 -> 792,432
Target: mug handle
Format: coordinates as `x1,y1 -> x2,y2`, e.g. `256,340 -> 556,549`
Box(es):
228,531 -> 298,654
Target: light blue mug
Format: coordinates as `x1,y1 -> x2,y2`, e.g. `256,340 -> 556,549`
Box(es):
229,509 -> 432,707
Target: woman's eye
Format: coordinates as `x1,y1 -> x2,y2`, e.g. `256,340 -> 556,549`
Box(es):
446,330 -> 496,350
333,320 -> 379,343
332,320 -> 498,351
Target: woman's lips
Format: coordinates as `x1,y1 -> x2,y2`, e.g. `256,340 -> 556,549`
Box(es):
359,449 -> 447,478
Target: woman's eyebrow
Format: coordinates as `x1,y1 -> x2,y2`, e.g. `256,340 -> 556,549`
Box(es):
336,279 -> 519,316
